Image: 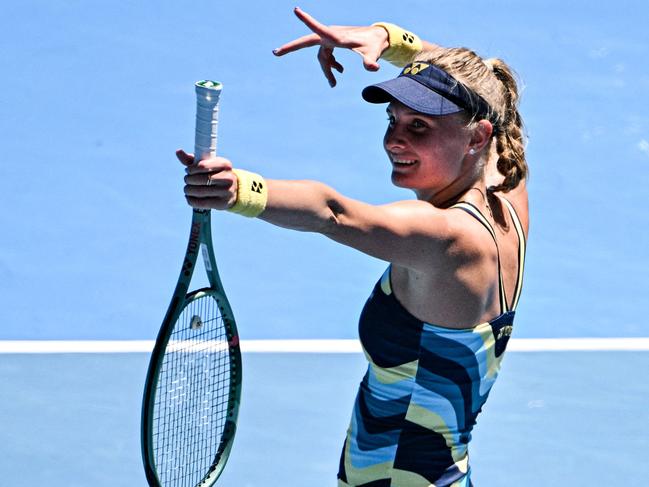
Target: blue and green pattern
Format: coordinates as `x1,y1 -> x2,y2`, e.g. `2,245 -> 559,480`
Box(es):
338,200 -> 525,486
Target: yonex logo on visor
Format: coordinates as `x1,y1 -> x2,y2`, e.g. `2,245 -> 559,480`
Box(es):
402,62 -> 430,75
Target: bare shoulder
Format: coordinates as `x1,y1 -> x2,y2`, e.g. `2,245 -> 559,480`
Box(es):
444,204 -> 499,260
390,204 -> 502,327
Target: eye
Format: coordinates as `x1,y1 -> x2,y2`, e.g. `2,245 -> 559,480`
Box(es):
410,118 -> 428,130
386,115 -> 395,127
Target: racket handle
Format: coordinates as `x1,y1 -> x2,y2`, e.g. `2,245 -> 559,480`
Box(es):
194,80 -> 223,161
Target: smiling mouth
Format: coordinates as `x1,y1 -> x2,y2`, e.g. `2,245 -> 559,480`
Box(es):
391,158 -> 418,166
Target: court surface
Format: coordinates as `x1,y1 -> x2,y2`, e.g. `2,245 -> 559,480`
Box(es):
1,350 -> 648,486
1,0 -> 648,485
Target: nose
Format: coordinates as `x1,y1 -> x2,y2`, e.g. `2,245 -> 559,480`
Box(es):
383,124 -> 407,153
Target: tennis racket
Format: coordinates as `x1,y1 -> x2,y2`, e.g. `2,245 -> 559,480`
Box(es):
141,80 -> 242,487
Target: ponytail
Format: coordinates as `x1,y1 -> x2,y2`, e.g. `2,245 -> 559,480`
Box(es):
485,58 -> 528,193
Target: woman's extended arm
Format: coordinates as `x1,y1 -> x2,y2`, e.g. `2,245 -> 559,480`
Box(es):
180,151 -> 474,272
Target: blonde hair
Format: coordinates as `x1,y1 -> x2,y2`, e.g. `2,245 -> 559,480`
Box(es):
414,48 -> 527,193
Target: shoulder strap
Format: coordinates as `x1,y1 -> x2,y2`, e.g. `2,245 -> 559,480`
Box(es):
500,198 -> 527,311
450,201 -> 508,314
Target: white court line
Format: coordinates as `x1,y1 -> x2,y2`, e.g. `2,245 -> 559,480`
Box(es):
0,338 -> 648,354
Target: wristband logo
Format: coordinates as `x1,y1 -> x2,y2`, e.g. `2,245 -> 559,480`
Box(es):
251,181 -> 264,194
402,32 -> 416,44
403,62 -> 430,76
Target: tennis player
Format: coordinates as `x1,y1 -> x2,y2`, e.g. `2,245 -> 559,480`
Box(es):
181,8 -> 528,486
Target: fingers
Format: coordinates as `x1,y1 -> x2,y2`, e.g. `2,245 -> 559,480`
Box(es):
361,54 -> 380,72
276,37 -> 344,87
184,179 -> 234,198
176,149 -> 237,210
318,47 -> 344,87
184,169 -> 237,210
358,26 -> 389,71
176,149 -> 194,166
184,171 -> 234,187
184,155 -> 233,175
274,8 -> 353,86
274,8 -> 385,84
273,33 -> 321,56
318,47 -> 336,87
293,7 -> 336,41
177,149 -> 233,171
273,8 -> 343,57
332,56 -> 344,73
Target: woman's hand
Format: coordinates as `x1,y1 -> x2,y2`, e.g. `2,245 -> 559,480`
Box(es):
177,149 -> 238,210
273,7 -> 389,87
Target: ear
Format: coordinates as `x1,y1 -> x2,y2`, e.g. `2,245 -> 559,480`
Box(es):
468,120 -> 494,153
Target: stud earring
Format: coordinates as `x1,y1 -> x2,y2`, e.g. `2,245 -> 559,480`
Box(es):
469,148 -> 476,155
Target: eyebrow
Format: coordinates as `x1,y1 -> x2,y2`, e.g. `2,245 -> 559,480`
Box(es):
386,106 -> 435,119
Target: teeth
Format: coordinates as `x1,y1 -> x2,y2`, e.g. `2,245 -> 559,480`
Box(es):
393,159 -> 416,165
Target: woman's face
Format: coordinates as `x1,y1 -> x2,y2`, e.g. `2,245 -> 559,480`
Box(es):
384,101 -> 477,203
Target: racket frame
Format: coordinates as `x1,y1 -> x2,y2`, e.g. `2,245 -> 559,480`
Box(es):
141,81 -> 242,487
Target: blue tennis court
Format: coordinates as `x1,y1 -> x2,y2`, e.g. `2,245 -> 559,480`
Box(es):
1,0 -> 647,485
1,350 -> 648,485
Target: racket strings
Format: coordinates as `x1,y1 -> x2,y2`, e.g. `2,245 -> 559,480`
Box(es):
152,293 -> 233,486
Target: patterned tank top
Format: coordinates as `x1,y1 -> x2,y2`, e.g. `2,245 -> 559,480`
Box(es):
338,198 -> 526,487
